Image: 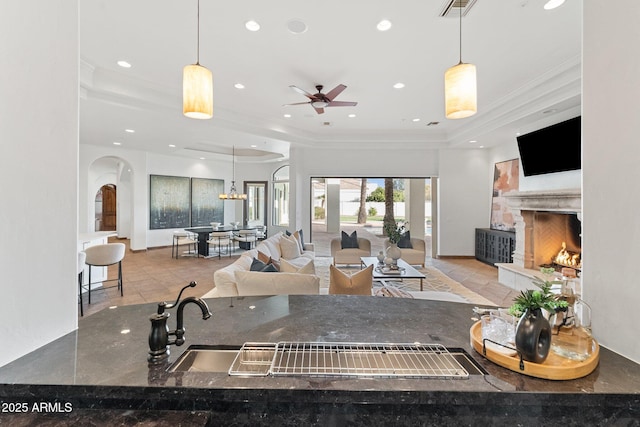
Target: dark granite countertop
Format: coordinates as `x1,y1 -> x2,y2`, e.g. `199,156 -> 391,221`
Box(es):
1,295 -> 639,425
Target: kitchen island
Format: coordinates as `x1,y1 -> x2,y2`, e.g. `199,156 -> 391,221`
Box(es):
0,295 -> 639,425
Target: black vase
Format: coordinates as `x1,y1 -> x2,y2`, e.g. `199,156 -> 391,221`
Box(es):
515,308 -> 551,363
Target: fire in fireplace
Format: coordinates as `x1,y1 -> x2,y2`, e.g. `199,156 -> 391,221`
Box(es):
554,241 -> 582,269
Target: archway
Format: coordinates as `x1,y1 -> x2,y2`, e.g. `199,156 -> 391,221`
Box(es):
87,156 -> 133,238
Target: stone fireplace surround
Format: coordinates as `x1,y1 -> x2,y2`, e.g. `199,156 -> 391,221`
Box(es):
496,189 -> 582,293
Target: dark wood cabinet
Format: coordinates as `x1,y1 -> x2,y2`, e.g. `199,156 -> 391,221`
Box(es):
475,228 -> 515,266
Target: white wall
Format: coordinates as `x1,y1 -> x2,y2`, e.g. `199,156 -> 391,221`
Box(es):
437,149 -> 490,256
0,1 -> 79,366
583,1 -> 640,363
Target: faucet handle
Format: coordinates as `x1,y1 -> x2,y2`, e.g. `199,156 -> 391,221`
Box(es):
157,281 -> 198,314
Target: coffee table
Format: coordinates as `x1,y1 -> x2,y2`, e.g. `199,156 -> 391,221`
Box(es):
360,257 -> 426,291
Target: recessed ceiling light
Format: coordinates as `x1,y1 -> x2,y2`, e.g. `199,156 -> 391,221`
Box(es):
377,19 -> 392,31
245,20 -> 260,31
479,145 -> 485,148
113,142 -> 121,145
125,129 -> 135,133
250,144 -> 257,148
199,157 -> 205,160
516,132 -> 521,136
393,82 -> 405,89
234,83 -> 245,89
117,60 -> 131,68
168,144 -> 176,148
469,140 -> 477,143
544,0 -> 565,10
120,329 -> 130,335
348,114 -> 356,118
284,114 -> 291,118
412,118 -> 421,122
287,19 -> 307,34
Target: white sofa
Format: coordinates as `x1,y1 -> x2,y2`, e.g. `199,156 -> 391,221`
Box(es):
210,232 -> 319,297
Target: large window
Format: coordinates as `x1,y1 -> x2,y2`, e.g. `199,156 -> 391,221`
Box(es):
273,166 -> 289,226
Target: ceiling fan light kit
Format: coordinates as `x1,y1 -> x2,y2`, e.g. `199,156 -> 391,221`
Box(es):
183,0 -> 213,120
444,2 -> 477,120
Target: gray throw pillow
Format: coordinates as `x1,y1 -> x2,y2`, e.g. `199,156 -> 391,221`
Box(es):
341,230 -> 359,249
286,229 -> 305,247
250,257 -> 267,271
250,257 -> 278,272
398,231 -> 413,249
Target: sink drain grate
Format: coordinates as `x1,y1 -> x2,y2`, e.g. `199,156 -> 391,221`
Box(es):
229,342 -> 470,378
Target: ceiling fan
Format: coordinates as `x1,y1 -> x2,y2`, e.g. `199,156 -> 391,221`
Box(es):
284,84 -> 357,114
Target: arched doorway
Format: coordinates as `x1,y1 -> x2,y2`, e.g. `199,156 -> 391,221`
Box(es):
95,184 -> 117,231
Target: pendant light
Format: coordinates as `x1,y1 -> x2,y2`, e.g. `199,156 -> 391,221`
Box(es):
219,146 -> 247,200
444,2 -> 477,119
183,0 -> 213,119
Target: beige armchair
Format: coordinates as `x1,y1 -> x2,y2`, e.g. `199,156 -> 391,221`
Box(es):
383,238 -> 426,267
331,237 -> 371,266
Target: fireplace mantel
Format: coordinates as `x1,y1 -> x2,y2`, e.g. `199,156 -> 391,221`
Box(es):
497,188 -> 582,292
504,189 -> 581,213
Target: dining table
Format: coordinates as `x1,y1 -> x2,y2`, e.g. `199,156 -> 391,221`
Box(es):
185,225 -> 257,257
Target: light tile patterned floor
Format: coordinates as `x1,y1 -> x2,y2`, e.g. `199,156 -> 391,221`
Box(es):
79,229 -> 520,318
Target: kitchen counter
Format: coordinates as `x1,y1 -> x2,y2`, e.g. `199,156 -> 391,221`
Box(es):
1,295 -> 639,425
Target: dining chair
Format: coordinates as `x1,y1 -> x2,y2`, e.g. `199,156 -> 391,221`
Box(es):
234,229 -> 258,250
172,230 -> 198,259
207,231 -> 232,259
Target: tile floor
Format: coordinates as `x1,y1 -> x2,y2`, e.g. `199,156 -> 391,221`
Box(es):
79,227 -> 520,319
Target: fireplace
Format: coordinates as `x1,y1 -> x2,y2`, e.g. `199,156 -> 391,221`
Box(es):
497,189 -> 582,292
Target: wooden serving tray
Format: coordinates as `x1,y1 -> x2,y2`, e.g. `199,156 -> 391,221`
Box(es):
469,321 -> 599,380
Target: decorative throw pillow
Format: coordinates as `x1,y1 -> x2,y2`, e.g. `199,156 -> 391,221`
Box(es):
257,251 -> 271,264
397,231 -> 413,249
260,263 -> 279,273
280,234 -> 302,259
250,257 -> 278,272
250,257 -> 267,271
340,230 -> 359,249
286,229 -> 305,252
328,264 -> 373,295
280,258 -> 315,275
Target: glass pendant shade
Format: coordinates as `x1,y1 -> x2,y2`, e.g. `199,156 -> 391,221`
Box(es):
444,62 -> 477,119
183,63 -> 213,119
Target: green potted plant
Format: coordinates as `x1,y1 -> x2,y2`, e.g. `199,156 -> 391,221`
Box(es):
508,268 -> 568,363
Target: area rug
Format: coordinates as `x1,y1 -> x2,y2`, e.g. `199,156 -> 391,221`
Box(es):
314,257 -> 495,305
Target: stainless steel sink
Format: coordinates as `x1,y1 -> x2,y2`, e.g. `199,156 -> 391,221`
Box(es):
167,342 -> 486,378
168,345 -> 242,373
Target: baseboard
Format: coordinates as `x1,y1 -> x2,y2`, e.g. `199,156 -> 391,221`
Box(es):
435,255 -> 475,260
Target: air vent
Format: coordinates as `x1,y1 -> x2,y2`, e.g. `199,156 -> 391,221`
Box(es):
439,0 -> 478,17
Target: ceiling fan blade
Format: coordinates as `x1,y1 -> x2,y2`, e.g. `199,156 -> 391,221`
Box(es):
324,84 -> 347,101
313,106 -> 325,114
327,101 -> 358,107
289,85 -> 316,100
283,101 -> 312,106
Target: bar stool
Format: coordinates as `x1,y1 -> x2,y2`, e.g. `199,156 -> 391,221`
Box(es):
83,243 -> 126,304
78,251 -> 86,317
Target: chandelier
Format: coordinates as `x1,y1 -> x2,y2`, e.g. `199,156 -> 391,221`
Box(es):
219,146 -> 247,200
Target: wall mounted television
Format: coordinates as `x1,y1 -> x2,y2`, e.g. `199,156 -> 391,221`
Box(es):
516,116 -> 581,177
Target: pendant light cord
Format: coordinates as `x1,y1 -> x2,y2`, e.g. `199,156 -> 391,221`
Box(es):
196,0 -> 200,65
459,0 -> 463,64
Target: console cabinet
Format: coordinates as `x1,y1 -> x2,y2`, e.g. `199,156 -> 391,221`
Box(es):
475,228 -> 515,266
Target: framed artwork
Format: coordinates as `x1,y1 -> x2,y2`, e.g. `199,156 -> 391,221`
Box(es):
191,178 -> 224,227
490,159 -> 520,232
149,175 -> 190,230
